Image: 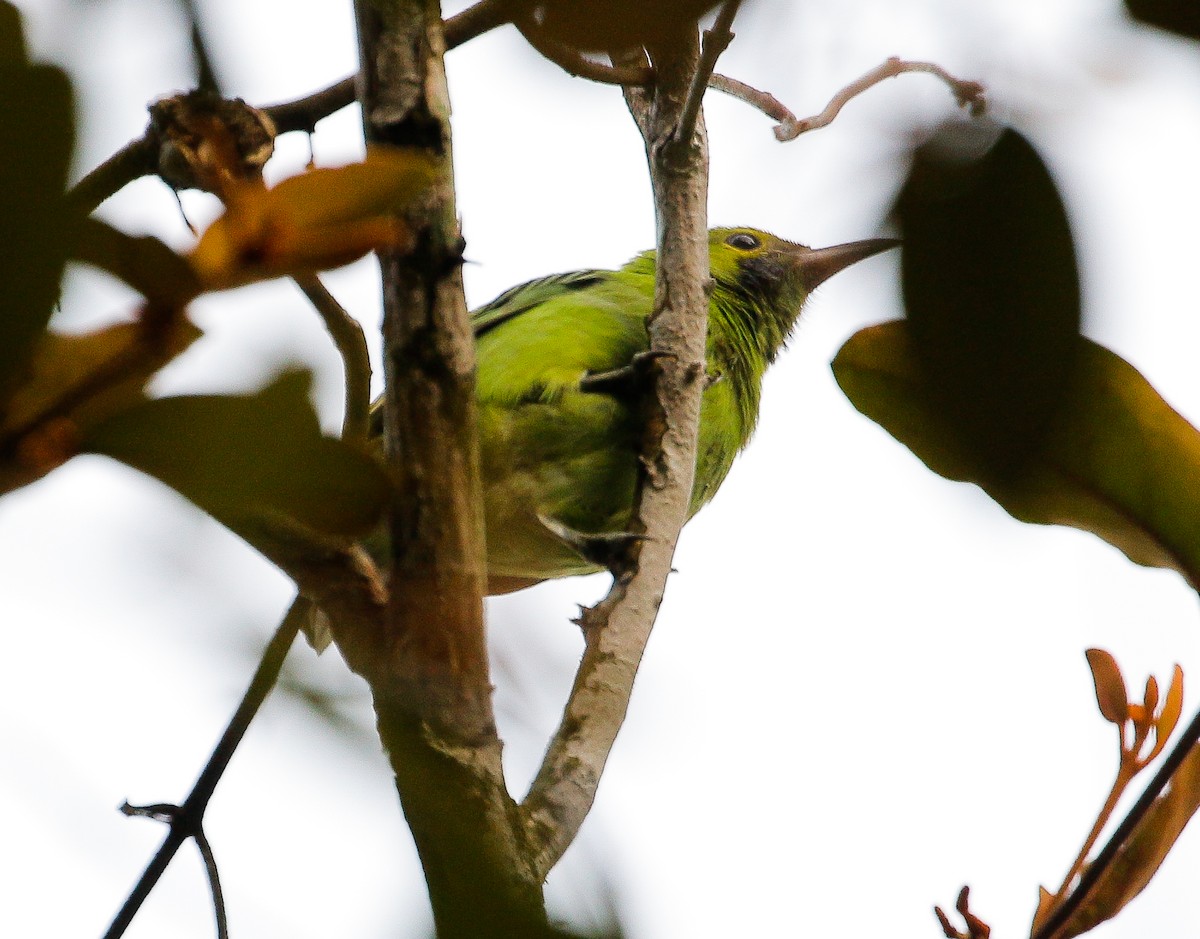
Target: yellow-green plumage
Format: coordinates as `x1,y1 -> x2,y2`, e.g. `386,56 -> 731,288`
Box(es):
381,227 -> 894,591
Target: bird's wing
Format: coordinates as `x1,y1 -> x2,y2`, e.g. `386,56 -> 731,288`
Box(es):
471,270 -> 607,337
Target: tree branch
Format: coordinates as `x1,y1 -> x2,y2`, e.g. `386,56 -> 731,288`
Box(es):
674,0 -> 741,146
293,275 -> 371,442
347,1 -> 543,934
521,30 -> 713,880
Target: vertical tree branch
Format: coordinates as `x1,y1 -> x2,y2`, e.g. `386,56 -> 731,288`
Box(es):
521,30 -> 714,877
346,1 -> 543,934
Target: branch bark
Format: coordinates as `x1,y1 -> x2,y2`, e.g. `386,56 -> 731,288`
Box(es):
520,30 -> 714,879
346,1 -> 543,934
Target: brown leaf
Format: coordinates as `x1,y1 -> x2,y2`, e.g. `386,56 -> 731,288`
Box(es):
190,146 -> 438,290
1086,649 -> 1129,726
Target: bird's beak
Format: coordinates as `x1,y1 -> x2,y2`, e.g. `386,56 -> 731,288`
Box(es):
793,238 -> 899,290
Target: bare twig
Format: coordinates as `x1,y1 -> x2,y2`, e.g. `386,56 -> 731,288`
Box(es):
193,829 -> 229,939
709,72 -> 797,125
1032,705 -> 1200,939
675,0 -> 742,146
515,22 -> 653,84
264,77 -> 357,135
293,275 -> 372,442
774,56 -> 986,141
521,31 -> 711,881
444,0 -> 514,50
67,137 -> 159,215
103,607 -> 303,939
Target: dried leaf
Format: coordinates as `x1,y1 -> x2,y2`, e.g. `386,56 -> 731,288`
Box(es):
1154,666 -> 1185,755
1056,742 -> 1200,938
190,146 -> 438,290
0,312 -> 201,496
833,322 -> 1200,590
1086,650 -> 1130,726
1143,676 -> 1159,716
1031,885 -> 1057,936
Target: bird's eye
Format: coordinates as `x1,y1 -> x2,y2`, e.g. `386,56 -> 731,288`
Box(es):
726,232 -> 761,251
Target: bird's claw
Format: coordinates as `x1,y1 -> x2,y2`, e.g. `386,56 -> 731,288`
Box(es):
579,350 -> 669,399
538,513 -> 645,578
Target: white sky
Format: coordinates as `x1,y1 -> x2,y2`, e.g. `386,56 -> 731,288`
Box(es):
4,0 -> 1200,937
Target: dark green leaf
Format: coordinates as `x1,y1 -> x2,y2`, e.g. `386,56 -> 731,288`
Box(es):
1126,0 -> 1200,40
894,125 -> 1081,481
0,13 -> 77,393
833,322 -> 1200,590
83,372 -> 390,540
512,0 -> 723,52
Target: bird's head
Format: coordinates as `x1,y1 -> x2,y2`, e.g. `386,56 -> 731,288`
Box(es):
708,226 -> 897,361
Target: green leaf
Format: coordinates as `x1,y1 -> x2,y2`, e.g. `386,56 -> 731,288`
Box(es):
833,321 -> 1200,589
895,126 -> 1081,480
0,6 -> 77,392
82,372 -> 390,541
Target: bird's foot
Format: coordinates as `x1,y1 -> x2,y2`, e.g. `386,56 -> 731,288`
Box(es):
538,513 -> 645,578
579,350 -> 669,399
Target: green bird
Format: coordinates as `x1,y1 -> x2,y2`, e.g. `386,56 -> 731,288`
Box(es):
379,227 -> 895,593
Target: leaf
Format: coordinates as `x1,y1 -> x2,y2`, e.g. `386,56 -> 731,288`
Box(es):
833,322 -> 1200,589
511,0 -> 724,52
894,126 -> 1081,481
0,4 -> 77,393
73,217 -> 203,308
0,311 -> 202,496
82,371 -> 390,542
1056,741 -> 1200,938
190,146 -> 438,290
1086,649 -> 1129,726
1125,0 -> 1200,40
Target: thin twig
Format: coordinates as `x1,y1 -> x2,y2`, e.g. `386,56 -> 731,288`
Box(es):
264,77 -> 357,135
708,72 -> 797,125
293,275 -> 372,442
444,0 -> 513,50
67,137 -> 159,215
1032,705 -> 1200,939
674,0 -> 742,146
193,828 -> 229,939
515,22 -> 653,84
103,606 -> 304,939
774,56 -> 986,141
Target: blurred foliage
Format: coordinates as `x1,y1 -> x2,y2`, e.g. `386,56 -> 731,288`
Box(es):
834,322 -> 1200,590
511,0 -> 724,51
84,371 -> 390,541
893,125 -> 1081,481
0,1 -> 76,395
1125,0 -> 1200,40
